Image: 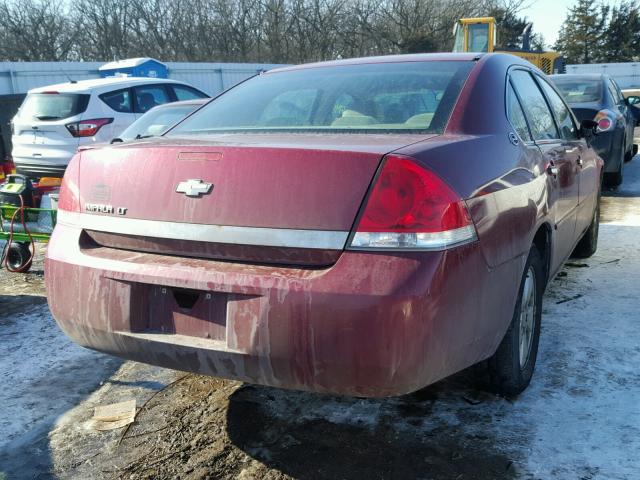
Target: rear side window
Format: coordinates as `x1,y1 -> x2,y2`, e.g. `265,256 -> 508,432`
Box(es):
510,70 -> 559,141
537,77 -> 579,140
134,85 -> 171,113
172,85 -> 207,101
608,80 -> 624,105
169,61 -> 475,135
100,89 -> 132,113
506,82 -> 531,141
19,93 -> 89,121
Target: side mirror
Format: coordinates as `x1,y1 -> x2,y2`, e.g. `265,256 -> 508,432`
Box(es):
580,119 -> 598,138
625,95 -> 640,106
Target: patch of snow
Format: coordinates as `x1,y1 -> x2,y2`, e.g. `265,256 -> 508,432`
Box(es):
261,222 -> 640,478
0,303 -> 120,450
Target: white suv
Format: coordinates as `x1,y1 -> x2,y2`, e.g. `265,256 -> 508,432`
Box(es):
11,77 -> 208,178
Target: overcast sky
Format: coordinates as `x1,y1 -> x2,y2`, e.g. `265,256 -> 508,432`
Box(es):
520,0 -> 576,47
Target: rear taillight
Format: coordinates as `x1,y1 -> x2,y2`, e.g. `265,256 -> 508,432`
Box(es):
349,155 -> 477,250
66,118 -> 113,137
594,110 -> 615,132
58,153 -> 81,212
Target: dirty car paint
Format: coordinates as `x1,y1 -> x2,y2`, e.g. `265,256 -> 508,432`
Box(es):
46,53 -> 602,397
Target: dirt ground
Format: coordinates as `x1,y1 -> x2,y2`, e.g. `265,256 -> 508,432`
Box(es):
1,159 -> 640,480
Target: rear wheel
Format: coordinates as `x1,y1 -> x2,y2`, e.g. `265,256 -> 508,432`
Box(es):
625,142 -> 636,162
572,195 -> 600,258
487,245 -> 544,397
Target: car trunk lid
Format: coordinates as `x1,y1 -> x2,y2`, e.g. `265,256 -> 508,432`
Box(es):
77,133 -> 434,265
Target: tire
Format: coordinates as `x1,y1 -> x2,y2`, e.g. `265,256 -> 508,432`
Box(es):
625,148 -> 634,162
605,143 -> 624,187
5,242 -> 32,272
572,194 -> 600,258
487,245 -> 544,397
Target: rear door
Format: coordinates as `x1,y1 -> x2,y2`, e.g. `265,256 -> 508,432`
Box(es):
132,84 -> 172,115
536,75 -> 598,236
98,87 -> 137,138
510,69 -> 579,271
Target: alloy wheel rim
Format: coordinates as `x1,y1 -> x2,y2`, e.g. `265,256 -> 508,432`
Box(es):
519,267 -> 536,369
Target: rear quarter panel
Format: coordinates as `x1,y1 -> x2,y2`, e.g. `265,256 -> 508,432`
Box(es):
397,55 -> 548,270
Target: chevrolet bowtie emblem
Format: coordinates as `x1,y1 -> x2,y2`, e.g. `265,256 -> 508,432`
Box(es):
176,179 -> 213,197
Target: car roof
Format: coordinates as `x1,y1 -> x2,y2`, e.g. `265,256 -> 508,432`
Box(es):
144,99 -> 209,113
550,73 -> 606,82
267,53 -> 484,74
153,98 -> 209,108
29,76 -> 185,94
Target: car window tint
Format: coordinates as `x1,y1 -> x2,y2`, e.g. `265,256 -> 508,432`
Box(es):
259,89 -> 318,126
168,61 -> 475,135
510,70 -> 559,141
173,85 -> 207,101
553,79 -> 601,103
99,89 -> 132,113
135,85 -> 170,113
537,77 -> 579,140
506,82 -> 531,141
606,81 -> 618,105
120,104 -> 199,141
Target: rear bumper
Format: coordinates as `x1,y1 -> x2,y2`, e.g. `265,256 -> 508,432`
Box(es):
590,132 -> 620,173
15,162 -> 66,179
45,222 -> 516,397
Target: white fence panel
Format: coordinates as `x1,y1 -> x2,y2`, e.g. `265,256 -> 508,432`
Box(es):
0,61 -> 286,96
566,63 -> 640,89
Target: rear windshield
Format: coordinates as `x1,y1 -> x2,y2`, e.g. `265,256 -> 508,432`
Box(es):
19,93 -> 90,121
168,61 -> 474,135
553,79 -> 601,103
120,104 -> 201,141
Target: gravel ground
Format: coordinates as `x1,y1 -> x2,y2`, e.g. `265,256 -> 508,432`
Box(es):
1,158 -> 639,480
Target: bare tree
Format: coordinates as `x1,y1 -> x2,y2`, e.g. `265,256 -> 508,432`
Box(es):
0,0 -> 539,63
0,0 -> 78,61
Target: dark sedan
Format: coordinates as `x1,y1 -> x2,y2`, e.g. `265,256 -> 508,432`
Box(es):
46,53 -> 602,398
551,73 -> 638,187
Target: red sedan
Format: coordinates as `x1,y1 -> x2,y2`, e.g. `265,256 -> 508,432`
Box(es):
46,53 -> 602,398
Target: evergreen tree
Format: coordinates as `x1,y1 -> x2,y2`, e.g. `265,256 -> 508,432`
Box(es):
555,0 -> 609,64
600,1 -> 640,62
490,7 -> 529,50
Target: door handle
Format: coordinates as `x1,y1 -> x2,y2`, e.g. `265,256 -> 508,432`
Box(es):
546,163 -> 559,177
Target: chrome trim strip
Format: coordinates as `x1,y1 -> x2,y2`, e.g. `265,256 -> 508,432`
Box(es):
57,211 -> 349,250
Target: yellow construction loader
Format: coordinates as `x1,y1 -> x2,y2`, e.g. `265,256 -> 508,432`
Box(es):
453,17 -> 565,74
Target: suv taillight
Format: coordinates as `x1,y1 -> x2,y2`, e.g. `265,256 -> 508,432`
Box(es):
2,157 -> 16,176
349,155 -> 477,250
66,118 -> 113,137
